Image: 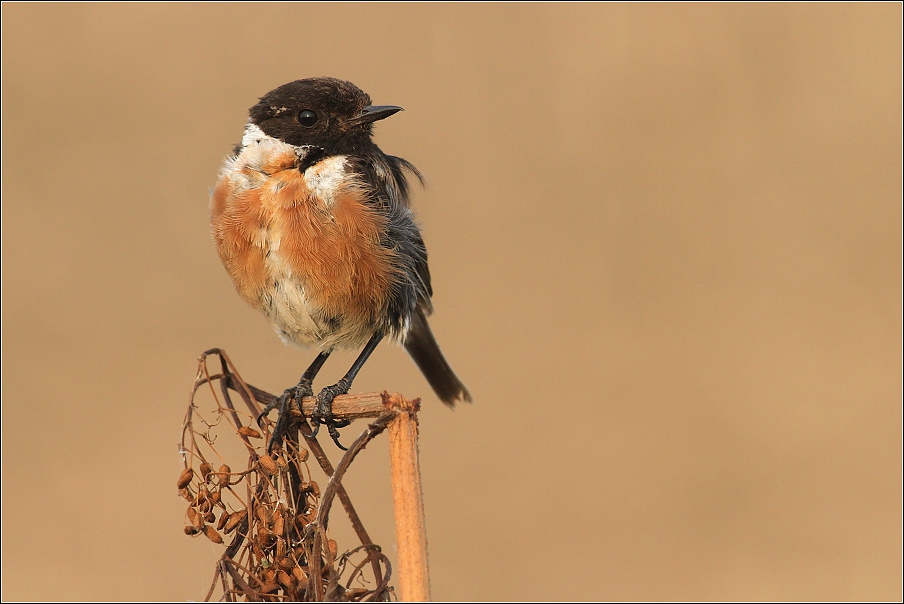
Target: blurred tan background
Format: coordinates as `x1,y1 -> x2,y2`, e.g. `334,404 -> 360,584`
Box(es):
2,3 -> 901,601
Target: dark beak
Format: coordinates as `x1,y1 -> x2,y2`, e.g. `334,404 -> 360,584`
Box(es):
346,105 -> 403,127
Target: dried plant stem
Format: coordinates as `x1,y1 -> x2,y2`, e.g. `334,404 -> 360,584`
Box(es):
186,349 -> 432,601
385,394 -> 431,602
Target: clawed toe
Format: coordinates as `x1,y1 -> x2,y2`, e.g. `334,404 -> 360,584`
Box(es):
260,382 -> 312,452
308,381 -> 351,450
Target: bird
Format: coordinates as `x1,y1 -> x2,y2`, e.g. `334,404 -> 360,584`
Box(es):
210,77 -> 471,448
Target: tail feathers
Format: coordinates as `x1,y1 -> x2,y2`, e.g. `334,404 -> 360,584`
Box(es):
404,308 -> 472,406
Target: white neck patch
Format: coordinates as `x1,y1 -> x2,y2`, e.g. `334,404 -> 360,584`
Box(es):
241,122 -> 274,147
232,122 -> 350,207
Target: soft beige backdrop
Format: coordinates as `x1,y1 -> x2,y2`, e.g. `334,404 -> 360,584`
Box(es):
2,4 -> 901,601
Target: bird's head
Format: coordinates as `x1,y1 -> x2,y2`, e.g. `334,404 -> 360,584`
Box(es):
248,77 -> 402,156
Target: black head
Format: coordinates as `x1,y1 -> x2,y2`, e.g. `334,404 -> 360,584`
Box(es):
248,77 -> 401,155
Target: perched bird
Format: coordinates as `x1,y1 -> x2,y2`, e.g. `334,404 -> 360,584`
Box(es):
210,77 -> 471,448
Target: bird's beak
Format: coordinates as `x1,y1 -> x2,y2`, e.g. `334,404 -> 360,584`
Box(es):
346,105 -> 403,127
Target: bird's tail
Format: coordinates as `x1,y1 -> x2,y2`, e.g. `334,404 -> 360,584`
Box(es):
404,307 -> 472,406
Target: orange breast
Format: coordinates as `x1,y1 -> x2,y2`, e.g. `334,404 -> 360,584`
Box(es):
210,145 -> 398,348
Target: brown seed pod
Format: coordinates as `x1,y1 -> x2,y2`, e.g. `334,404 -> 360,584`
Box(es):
277,570 -> 293,589
303,509 -> 317,525
295,513 -> 308,528
251,542 -> 264,560
259,581 -> 280,594
328,539 -> 338,559
224,510 -> 246,533
203,525 -> 224,544
292,565 -> 308,584
257,528 -> 275,548
275,540 -> 286,561
238,426 -> 262,439
177,468 -> 194,489
217,510 -> 229,530
187,507 -> 204,529
204,511 -> 216,523
272,511 -> 285,536
309,481 -> 320,498
217,464 -> 231,487
298,448 -> 309,462
262,568 -> 276,582
198,499 -> 212,514
278,556 -> 294,571
179,488 -> 194,503
258,455 -> 278,476
256,505 -> 270,526
275,455 -> 288,469
209,490 -> 221,505
184,525 -> 201,536
199,462 -> 212,480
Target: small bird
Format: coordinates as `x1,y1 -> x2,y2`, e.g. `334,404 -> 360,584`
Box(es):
210,77 -> 471,448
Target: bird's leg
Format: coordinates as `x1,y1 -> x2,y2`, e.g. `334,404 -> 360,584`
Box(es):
259,350 -> 331,451
310,332 -> 384,449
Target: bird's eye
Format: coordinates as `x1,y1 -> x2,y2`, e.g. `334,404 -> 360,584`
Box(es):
297,110 -> 318,128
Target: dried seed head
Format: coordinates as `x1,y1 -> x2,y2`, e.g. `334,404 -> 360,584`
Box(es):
278,556 -> 294,571
184,525 -> 201,536
217,464 -> 231,487
262,568 -> 276,582
275,540 -> 286,560
309,481 -> 320,498
275,455 -> 288,469
298,448 -> 309,462
204,511 -> 216,523
209,490 -> 221,505
199,462 -> 212,479
179,488 -> 194,503
177,468 -> 194,489
258,455 -> 278,476
238,426 -> 262,439
272,511 -> 285,536
217,510 -> 229,530
224,509 -> 246,533
292,565 -> 308,584
198,499 -> 213,514
203,525 -> 223,544
328,539 -> 338,559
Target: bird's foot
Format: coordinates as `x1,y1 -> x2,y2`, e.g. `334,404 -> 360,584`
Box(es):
258,380 -> 313,452
309,378 -> 352,450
